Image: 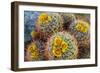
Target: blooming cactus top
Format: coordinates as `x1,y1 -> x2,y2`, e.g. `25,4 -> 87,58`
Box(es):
45,31 -> 78,60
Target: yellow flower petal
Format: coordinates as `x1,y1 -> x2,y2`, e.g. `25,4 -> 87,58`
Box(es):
27,43 -> 39,59
31,31 -> 38,38
28,43 -> 36,52
52,47 -> 62,58
75,21 -> 89,33
54,36 -> 62,46
61,41 -> 68,53
30,50 -> 39,59
37,13 -> 51,25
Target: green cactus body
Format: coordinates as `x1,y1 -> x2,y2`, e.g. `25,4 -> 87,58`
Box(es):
35,12 -> 63,36
68,20 -> 90,58
45,31 -> 78,60
68,20 -> 90,47
61,13 -> 76,30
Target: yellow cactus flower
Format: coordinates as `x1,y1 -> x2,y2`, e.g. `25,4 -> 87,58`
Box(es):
61,41 -> 68,53
31,31 -> 38,38
52,47 -> 62,58
52,36 -> 69,58
37,13 -> 51,25
27,43 -> 39,59
75,20 -> 89,33
54,36 -> 62,46
30,50 -> 39,59
27,43 -> 37,52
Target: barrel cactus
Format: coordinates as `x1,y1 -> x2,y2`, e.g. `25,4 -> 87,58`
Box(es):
44,31 -> 78,60
68,20 -> 90,58
68,20 -> 90,47
25,42 -> 40,61
33,12 -> 63,40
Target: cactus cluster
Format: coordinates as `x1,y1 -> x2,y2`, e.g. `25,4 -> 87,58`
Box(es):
24,11 -> 90,61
